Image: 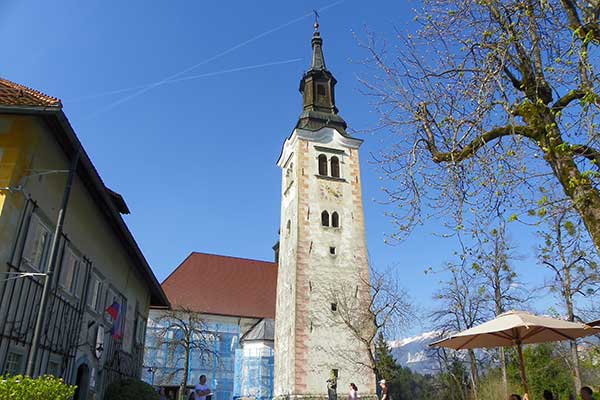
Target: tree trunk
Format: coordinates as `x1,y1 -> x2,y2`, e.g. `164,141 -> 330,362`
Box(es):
541,129 -> 600,254
499,347 -> 508,399
493,265 -> 508,399
468,349 -> 478,400
180,338 -> 191,400
570,340 -> 582,393
562,259 -> 582,393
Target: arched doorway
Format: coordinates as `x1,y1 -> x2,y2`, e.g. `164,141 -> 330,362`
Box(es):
73,363 -> 90,400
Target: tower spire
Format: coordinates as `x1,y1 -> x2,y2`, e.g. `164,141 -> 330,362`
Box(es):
311,11 -> 326,70
296,20 -> 347,132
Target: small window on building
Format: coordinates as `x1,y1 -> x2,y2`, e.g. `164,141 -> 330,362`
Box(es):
331,303 -> 337,312
331,212 -> 340,228
286,220 -> 291,237
317,84 -> 326,97
22,214 -> 52,271
321,211 -> 330,227
329,246 -> 336,255
318,154 -> 328,176
88,272 -> 104,312
135,315 -> 146,345
330,156 -> 340,178
5,350 -> 24,376
59,246 -> 82,295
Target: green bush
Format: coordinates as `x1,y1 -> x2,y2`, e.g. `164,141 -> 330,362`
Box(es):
104,378 -> 159,400
0,375 -> 76,400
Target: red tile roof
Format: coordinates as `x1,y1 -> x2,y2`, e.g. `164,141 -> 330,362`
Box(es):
161,252 -> 278,319
0,77 -> 61,108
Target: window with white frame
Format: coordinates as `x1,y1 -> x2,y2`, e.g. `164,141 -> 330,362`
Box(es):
59,246 -> 82,295
22,214 -> 52,270
5,350 -> 24,376
88,272 -> 104,312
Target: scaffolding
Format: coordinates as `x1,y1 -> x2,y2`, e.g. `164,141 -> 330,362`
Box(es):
233,345 -> 274,400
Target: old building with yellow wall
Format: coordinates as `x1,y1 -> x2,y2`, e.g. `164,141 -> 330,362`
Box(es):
0,78 -> 169,399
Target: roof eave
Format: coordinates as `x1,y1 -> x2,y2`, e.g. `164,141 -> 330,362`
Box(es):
0,106 -> 170,308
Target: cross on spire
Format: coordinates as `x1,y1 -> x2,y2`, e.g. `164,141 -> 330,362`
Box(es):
313,9 -> 320,31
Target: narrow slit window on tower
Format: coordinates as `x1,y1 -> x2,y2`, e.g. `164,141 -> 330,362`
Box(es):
286,220 -> 291,237
329,246 -> 336,255
317,84 -> 326,97
331,303 -> 337,312
321,211 -> 330,227
330,156 -> 340,178
331,212 -> 339,228
318,154 -> 328,176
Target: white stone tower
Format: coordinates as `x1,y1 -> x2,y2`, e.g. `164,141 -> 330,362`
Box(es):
273,22 -> 377,400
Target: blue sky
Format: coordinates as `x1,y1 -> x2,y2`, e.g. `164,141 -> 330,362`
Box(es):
1,0 -> 561,334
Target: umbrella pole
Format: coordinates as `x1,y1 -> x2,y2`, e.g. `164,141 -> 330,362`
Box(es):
516,341 -> 529,397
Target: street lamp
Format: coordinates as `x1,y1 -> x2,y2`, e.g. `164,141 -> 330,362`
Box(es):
146,366 -> 156,385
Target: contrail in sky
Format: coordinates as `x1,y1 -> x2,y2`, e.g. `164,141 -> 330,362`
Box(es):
68,58 -> 303,102
85,0 -> 345,119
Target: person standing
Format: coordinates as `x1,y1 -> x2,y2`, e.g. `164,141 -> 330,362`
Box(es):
158,387 -> 167,400
378,380 -> 388,400
348,383 -> 358,400
581,387 -> 595,400
194,375 -> 211,400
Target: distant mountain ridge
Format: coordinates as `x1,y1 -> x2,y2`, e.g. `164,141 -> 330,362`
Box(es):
388,331 -> 440,374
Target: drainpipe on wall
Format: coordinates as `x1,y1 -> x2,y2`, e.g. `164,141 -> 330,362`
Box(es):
25,151 -> 80,377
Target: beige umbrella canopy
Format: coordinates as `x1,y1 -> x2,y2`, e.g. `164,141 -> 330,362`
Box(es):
430,310 -> 600,397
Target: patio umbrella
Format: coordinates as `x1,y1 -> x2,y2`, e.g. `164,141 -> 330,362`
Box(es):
588,319 -> 600,327
430,310 -> 600,397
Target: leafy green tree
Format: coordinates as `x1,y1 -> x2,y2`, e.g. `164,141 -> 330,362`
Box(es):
362,0 -> 600,255
374,333 -> 400,382
507,344 -> 575,400
536,201 -> 600,392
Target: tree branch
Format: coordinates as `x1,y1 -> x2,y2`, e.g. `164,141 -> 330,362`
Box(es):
418,104 -> 534,163
571,144 -> 600,167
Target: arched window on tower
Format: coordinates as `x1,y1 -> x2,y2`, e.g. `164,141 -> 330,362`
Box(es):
318,154 -> 328,176
331,212 -> 340,228
330,156 -> 340,178
321,211 -> 330,227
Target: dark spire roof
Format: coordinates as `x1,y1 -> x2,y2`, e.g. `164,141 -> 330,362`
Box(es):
310,21 -> 326,71
296,22 -> 348,133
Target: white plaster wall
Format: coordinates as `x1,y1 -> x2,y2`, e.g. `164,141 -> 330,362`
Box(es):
274,127 -> 375,398
273,144 -> 299,397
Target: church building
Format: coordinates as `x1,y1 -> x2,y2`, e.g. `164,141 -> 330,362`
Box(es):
274,21 -> 377,400
142,22 -> 377,400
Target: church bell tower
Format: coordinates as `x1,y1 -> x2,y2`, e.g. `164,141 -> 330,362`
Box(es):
273,21 -> 377,400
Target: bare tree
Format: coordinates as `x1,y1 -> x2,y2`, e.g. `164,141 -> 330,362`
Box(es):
326,266 -> 413,377
151,307 -> 216,400
536,200 -> 600,392
360,0 -> 600,253
469,219 -> 531,398
432,263 -> 488,400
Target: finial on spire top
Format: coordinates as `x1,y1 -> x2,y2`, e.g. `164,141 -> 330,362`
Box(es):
313,9 -> 320,31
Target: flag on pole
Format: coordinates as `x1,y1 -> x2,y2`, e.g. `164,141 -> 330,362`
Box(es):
105,301 -> 120,320
105,301 -> 121,339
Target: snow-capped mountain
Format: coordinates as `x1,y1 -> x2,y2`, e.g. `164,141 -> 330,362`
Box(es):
388,331 -> 441,374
